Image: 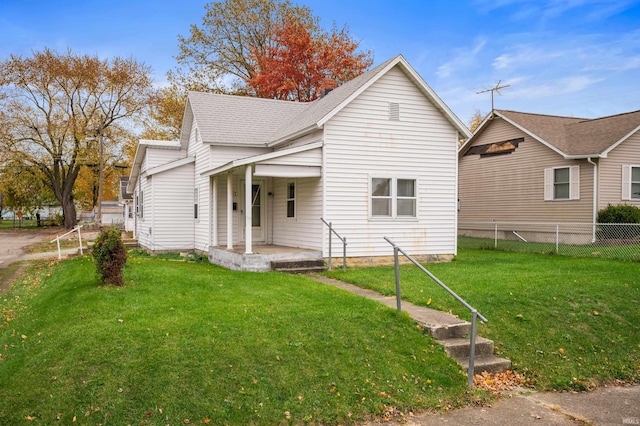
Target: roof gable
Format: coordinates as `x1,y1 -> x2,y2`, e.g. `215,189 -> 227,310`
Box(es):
463,109 -> 640,158
180,54 -> 471,150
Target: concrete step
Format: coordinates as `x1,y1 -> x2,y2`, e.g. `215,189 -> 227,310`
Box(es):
272,259 -> 325,274
122,239 -> 138,248
439,336 -> 495,358
457,354 -> 513,375
428,322 -> 471,340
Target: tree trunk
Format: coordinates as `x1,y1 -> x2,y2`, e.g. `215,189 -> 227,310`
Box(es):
61,193 -> 77,229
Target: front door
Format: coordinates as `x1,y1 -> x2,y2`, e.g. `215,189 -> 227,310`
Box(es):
240,180 -> 265,242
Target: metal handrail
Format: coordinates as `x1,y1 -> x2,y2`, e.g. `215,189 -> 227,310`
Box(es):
384,236 -> 487,387
50,225 -> 84,260
320,218 -> 347,271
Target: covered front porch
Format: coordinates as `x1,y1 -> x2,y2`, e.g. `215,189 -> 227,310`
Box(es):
208,244 -> 323,272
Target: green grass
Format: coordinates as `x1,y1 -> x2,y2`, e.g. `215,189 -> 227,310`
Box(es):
0,257 -> 477,425
324,249 -> 640,391
459,235 -> 640,261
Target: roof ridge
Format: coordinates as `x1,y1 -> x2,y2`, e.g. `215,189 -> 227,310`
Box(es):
497,109 -> 587,120
187,90 -> 309,107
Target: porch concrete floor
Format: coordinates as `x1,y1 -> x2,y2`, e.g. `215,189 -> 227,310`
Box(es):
214,244 -> 320,255
208,244 -> 323,272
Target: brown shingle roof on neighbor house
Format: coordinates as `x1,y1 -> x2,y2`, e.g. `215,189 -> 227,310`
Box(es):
495,109 -> 640,157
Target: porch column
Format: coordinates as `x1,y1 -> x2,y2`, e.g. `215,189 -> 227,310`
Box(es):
245,165 -> 253,254
211,176 -> 218,247
226,172 -> 233,250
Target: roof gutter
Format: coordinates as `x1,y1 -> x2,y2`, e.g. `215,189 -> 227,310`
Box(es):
587,157 -> 598,242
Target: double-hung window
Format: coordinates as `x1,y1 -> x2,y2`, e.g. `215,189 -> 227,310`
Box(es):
544,166 -> 580,201
371,177 -> 417,218
622,165 -> 640,200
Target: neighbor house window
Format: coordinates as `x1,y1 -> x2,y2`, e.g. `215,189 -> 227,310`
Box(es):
544,166 -> 580,201
194,188 -> 199,219
554,168 -> 570,199
139,190 -> 144,218
371,177 -> 417,218
287,182 -> 296,218
622,165 -> 640,200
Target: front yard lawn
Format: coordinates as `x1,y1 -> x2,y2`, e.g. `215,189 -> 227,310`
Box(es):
324,249 -> 640,391
0,257 -> 474,425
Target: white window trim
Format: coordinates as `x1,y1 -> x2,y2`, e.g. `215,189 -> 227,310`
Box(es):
369,176 -> 418,219
622,164 -> 640,200
286,181 -> 296,219
544,165 -> 580,201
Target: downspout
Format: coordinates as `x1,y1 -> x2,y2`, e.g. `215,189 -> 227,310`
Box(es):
587,157 -> 598,242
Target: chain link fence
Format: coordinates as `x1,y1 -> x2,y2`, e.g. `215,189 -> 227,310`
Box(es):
459,221 -> 640,261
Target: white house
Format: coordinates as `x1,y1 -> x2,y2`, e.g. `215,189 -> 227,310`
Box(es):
127,54 -> 471,271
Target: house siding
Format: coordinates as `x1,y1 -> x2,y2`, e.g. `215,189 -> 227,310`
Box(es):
146,148 -> 184,168
271,177 -> 323,250
458,117 -> 594,225
149,163 -> 195,251
322,66 -> 459,257
599,132 -> 640,210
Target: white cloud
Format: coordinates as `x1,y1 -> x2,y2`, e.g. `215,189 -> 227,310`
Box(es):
436,37 -> 487,79
492,45 -> 567,70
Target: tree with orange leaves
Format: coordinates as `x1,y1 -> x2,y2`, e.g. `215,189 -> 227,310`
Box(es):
246,17 -> 372,101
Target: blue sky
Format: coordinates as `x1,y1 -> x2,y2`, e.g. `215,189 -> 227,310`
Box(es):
1,0 -> 639,124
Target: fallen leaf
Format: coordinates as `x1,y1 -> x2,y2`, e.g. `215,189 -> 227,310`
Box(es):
593,311 -> 599,316
204,418 -> 211,424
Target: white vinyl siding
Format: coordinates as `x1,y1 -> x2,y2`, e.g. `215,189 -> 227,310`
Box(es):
323,66 -> 459,257
272,177 -> 322,250
544,165 -> 580,201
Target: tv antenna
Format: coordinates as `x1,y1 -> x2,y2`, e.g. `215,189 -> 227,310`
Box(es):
476,81 -> 510,111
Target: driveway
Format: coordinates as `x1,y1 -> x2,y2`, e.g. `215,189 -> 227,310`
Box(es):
0,228 -> 54,268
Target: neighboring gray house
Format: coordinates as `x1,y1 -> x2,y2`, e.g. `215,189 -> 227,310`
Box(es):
458,109 -> 640,237
127,54 -> 471,271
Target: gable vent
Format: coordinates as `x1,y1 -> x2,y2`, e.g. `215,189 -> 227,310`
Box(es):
389,102 -> 400,121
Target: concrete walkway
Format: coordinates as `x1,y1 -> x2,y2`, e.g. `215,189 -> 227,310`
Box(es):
309,275 -> 640,426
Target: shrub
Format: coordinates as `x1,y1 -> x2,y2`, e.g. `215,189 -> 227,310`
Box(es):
596,204 -> 640,240
597,204 -> 640,224
92,227 -> 128,286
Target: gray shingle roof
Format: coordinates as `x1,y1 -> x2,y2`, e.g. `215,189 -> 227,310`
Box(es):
496,109 -> 640,156
188,92 -> 308,146
184,54 -> 471,148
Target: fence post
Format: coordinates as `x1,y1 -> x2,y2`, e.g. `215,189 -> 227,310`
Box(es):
393,246 -> 401,313
55,237 -> 62,260
556,224 -> 559,254
342,236 -> 347,272
494,221 -> 498,249
328,222 -> 332,271
468,309 -> 478,387
77,226 -> 83,256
